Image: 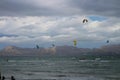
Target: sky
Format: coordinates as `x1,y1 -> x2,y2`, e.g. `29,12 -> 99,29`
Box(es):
0,0 -> 120,49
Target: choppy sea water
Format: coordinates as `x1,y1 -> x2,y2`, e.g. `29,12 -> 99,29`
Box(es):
0,56 -> 120,80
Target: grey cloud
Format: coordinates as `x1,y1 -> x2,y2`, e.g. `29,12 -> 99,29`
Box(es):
0,0 -> 120,17
69,0 -> 120,17
0,33 -> 18,37
0,0 -> 59,16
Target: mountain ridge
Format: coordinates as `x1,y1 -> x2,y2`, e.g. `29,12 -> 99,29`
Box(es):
0,44 -> 120,56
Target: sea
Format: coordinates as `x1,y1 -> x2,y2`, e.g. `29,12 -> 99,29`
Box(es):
0,56 -> 120,80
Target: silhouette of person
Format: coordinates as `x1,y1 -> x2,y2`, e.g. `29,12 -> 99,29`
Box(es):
1,76 -> 5,80
11,76 -> 15,80
0,72 -> 1,80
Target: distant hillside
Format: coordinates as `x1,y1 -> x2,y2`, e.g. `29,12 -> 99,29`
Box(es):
89,44 -> 120,56
55,45 -> 91,56
0,44 -> 120,56
0,46 -> 44,56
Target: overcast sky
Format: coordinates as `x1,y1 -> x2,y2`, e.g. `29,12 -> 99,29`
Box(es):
0,0 -> 120,49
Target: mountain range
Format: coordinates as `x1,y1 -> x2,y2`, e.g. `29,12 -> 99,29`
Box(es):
0,44 -> 120,56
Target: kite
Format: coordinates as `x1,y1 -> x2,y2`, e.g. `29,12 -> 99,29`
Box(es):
73,40 -> 77,47
83,19 -> 88,23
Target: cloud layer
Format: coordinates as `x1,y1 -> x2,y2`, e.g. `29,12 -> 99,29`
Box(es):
0,16 -> 120,48
0,0 -> 120,48
0,0 -> 120,17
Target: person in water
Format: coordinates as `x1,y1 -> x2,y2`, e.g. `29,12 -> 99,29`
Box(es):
0,72 -> 1,80
1,76 -> 5,80
11,76 -> 15,80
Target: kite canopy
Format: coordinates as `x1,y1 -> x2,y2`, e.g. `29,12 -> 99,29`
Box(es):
73,40 -> 77,47
36,45 -> 39,49
106,40 -> 109,43
83,19 -> 88,23
52,44 -> 55,47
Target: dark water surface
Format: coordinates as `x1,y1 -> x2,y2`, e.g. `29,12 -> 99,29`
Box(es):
0,56 -> 120,80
